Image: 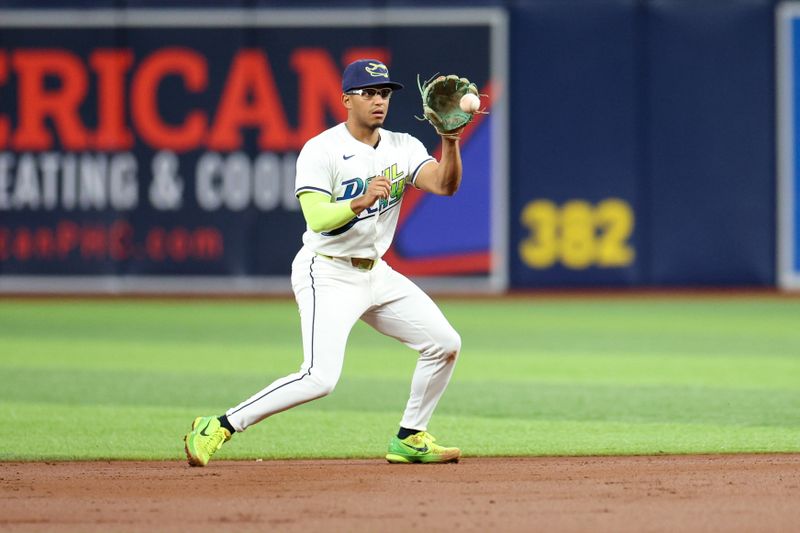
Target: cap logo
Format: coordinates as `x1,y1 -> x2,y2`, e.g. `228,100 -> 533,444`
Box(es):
365,62 -> 389,78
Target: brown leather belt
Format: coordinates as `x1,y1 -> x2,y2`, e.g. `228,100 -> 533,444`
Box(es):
316,253 -> 376,271
349,257 -> 376,270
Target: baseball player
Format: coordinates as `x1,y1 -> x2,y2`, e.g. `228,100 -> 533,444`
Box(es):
185,59 -> 470,466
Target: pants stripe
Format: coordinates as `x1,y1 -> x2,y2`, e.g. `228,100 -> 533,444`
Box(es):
228,256 -> 316,416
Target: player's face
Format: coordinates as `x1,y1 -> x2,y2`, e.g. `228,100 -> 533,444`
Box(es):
343,86 -> 392,129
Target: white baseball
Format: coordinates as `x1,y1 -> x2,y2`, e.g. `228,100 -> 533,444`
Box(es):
459,93 -> 480,113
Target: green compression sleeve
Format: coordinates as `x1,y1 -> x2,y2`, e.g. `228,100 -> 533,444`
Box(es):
298,191 -> 357,233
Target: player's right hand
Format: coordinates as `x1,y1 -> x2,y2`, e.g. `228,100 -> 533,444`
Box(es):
365,176 -> 391,200
350,176 -> 391,214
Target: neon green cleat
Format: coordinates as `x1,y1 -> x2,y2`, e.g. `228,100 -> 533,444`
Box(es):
184,416 -> 231,467
385,431 -> 461,464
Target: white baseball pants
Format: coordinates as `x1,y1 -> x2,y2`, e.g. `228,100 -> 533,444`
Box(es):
225,246 -> 461,432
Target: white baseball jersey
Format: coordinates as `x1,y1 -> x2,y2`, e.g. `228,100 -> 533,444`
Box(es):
226,122 -> 460,435
294,123 -> 434,259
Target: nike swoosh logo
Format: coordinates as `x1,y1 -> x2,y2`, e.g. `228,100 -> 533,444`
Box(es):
199,421 -> 212,436
343,154 -> 355,160
404,444 -> 428,453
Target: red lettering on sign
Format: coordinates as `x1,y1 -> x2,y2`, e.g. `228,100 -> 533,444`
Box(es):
34,228 -> 56,259
81,226 -> 106,259
193,228 -> 223,259
208,50 -> 291,151
167,227 -> 190,261
0,228 -> 8,260
13,228 -> 33,260
110,220 -> 133,260
2,222 -> 226,262
12,50 -> 90,150
91,49 -> 135,150
0,52 -> 8,148
1,46 -> 392,152
57,221 -> 79,258
146,228 -> 166,261
290,49 -> 348,144
131,48 -> 208,152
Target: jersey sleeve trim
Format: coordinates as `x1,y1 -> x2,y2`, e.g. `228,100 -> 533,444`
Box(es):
295,186 -> 332,198
411,157 -> 436,188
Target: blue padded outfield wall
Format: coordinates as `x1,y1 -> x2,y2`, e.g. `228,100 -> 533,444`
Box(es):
509,0 -> 777,287
0,0 -> 783,291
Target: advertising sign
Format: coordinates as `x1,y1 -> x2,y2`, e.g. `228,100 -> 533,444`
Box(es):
0,9 -> 507,293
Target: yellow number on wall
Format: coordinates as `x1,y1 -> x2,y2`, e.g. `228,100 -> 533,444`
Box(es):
519,199 -> 558,268
560,200 -> 595,269
596,198 -> 635,267
519,197 -> 635,270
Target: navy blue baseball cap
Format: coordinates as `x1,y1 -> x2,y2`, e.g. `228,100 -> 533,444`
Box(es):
342,59 -> 404,93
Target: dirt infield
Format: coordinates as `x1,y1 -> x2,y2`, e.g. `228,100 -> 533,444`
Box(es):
2,454 -> 799,532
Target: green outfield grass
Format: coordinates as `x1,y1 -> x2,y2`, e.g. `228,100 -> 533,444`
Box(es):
1,296 -> 799,461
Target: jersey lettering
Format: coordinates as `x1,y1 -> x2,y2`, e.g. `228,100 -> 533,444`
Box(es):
295,123 -> 431,258
336,163 -> 406,209
337,177 -> 364,201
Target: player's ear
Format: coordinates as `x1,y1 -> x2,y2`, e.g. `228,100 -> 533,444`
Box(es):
342,93 -> 353,110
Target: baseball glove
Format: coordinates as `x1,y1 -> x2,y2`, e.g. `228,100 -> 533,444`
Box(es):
418,74 -> 480,138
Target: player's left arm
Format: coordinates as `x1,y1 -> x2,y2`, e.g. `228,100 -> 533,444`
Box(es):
413,134 -> 463,197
